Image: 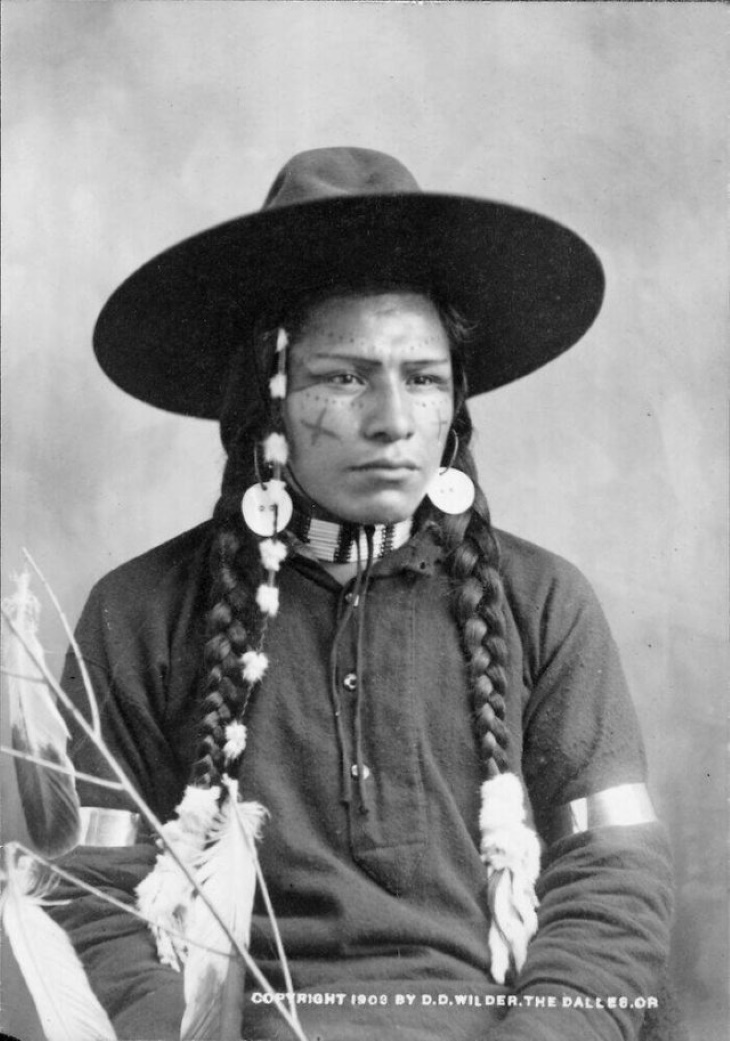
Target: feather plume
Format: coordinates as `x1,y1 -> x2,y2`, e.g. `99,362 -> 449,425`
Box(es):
181,782 -> 266,1041
262,433 -> 289,466
256,583 -> 280,617
136,784 -> 220,970
1,845 -> 116,1041
479,773 -> 541,984
240,650 -> 268,684
269,373 -> 288,399
259,538 -> 288,572
2,572 -> 80,856
223,722 -> 247,763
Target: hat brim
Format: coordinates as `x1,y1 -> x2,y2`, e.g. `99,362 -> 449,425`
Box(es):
93,193 -> 605,418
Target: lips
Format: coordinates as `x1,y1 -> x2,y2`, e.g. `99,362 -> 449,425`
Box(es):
353,459 -> 418,471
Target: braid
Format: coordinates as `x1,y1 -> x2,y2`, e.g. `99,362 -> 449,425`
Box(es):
446,495 -> 510,780
192,530 -> 254,786
435,404 -> 541,982
191,490 -> 262,788
432,358 -> 512,781
190,326 -> 281,790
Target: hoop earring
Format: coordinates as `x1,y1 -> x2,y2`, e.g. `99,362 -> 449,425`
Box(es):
443,428 -> 460,471
426,430 -> 475,515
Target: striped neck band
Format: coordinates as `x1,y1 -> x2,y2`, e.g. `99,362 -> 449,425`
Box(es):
288,511 -> 413,564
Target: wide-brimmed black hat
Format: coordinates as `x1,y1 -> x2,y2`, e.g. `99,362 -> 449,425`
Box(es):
93,147 -> 604,418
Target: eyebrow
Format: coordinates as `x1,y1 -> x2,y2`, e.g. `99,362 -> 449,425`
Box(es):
307,352 -> 452,367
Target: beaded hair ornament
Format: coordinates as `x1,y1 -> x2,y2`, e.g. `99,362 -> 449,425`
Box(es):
137,325 -> 541,990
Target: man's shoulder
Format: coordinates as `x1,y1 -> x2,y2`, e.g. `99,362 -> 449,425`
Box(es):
87,521 -> 214,610
493,529 -> 613,665
494,527 -> 595,608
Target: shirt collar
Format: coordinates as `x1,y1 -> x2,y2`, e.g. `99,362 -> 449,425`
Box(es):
287,524 -> 444,588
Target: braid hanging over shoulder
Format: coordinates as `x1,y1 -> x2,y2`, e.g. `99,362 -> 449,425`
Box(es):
193,326 -> 290,790
137,328 -> 284,974
429,392 -> 541,985
193,509 -> 263,789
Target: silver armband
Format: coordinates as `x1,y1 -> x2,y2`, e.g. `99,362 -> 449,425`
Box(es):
547,783 -> 657,844
78,807 -> 141,846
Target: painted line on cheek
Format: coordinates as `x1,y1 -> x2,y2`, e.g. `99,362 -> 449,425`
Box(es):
434,411 -> 448,438
301,406 -> 341,445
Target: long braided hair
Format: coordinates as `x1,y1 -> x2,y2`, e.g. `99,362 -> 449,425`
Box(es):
190,288 -> 511,793
436,385 -> 511,782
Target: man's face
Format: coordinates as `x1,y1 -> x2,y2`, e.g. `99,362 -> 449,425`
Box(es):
283,292 -> 454,525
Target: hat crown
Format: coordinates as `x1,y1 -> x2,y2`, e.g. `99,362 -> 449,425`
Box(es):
262,147 -> 421,210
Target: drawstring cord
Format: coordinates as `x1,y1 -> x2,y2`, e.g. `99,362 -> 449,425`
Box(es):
353,527 -> 375,814
328,538 -> 365,805
327,525 -> 376,810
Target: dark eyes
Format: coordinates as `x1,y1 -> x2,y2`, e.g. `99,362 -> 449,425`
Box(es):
322,372 -> 446,388
326,373 -> 362,386
409,374 -> 442,387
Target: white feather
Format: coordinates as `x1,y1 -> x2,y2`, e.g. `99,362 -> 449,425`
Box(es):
136,785 -> 221,970
1,847 -> 116,1041
181,784 -> 266,1041
2,572 -> 80,856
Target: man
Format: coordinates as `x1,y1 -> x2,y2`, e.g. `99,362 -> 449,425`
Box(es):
48,148 -> 672,1040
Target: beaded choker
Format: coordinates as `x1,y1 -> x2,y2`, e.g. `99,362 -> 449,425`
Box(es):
288,508 -> 413,564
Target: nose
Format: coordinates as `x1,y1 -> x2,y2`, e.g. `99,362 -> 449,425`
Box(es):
362,382 -> 414,442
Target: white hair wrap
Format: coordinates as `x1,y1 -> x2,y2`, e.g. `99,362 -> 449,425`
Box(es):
479,772 -> 541,984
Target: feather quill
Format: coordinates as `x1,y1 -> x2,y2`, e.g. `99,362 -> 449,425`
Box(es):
2,572 -> 80,856
180,781 -> 266,1041
0,845 -> 116,1041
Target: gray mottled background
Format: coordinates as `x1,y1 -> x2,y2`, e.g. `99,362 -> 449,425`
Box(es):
1,3 -> 727,1039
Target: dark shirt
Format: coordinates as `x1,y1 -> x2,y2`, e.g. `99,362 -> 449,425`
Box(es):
53,523 -> 672,1040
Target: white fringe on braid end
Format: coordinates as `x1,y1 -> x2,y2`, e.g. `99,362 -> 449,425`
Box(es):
479,772 -> 541,985
136,785 -> 221,970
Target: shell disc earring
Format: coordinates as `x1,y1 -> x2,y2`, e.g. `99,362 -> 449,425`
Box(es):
426,430 -> 475,515
241,329 -> 293,537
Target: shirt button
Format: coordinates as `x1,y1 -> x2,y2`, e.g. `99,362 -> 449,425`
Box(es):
343,672 -> 358,692
351,764 -> 371,780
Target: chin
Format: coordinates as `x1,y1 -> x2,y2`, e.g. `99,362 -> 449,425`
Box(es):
335,493 -> 421,527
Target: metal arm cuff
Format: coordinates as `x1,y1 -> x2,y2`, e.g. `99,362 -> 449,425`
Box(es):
77,785 -> 657,848
78,807 -> 142,846
545,782 -> 657,845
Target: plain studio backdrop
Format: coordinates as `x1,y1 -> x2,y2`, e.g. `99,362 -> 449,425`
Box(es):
1,3 -> 727,1040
